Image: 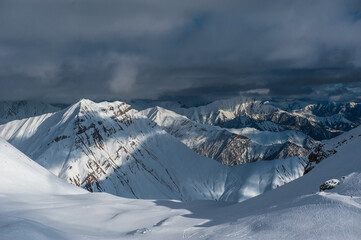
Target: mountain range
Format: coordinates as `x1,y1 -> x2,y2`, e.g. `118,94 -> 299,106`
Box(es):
0,99 -> 306,202
0,97 -> 360,202
171,97 -> 361,140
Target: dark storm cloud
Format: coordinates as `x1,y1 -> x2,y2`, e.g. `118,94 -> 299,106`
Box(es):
0,0 -> 360,103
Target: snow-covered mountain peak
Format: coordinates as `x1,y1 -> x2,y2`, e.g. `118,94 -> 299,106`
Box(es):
72,98 -> 134,118
143,106 -> 190,124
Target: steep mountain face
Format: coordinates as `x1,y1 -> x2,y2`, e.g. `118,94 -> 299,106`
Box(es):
142,106 -> 313,165
0,99 -> 306,202
304,124 -> 361,174
0,100 -> 62,124
173,97 -> 361,140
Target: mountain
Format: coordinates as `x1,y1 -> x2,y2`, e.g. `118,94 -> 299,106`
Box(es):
0,100 -> 62,124
172,97 -> 361,140
0,122 -> 360,239
142,106 -> 313,165
0,99 -> 306,202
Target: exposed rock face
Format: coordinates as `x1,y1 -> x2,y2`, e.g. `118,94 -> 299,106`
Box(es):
304,126 -> 361,174
304,143 -> 336,174
319,179 -> 340,191
63,100 -> 135,190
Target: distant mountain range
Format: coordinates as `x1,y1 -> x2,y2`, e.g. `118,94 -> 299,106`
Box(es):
142,106 -> 313,165
171,97 -> 361,140
0,96 -> 360,202
0,100 -> 62,124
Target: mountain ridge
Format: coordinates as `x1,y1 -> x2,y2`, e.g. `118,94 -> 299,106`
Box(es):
141,106 -> 313,165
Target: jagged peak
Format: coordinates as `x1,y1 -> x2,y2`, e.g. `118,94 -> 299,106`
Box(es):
70,99 -> 133,115
152,106 -> 177,115
78,98 -> 95,105
145,106 -> 189,122
52,99 -> 135,128
75,99 -> 98,111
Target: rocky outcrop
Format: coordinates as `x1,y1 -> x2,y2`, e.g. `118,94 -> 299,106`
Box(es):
304,126 -> 361,174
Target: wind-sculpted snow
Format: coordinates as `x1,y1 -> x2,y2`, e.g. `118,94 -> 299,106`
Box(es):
0,99 -> 306,202
142,106 -> 313,165
173,97 -> 361,140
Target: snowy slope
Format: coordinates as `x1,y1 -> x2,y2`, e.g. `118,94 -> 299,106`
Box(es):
0,146 -> 209,240
0,138 -> 84,195
0,138 -> 196,239
0,99 -> 305,202
0,123 -> 360,239
0,100 -> 62,124
142,106 -> 313,165
173,97 -> 361,140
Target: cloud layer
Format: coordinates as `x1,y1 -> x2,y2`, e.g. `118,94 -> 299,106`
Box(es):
0,0 -> 360,103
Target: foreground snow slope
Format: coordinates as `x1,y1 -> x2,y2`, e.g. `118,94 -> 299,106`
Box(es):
0,126 -> 360,239
0,138 -> 199,239
0,99 -> 305,202
0,138 -> 84,195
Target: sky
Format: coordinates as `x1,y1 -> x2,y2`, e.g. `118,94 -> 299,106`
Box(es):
0,0 -> 361,104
